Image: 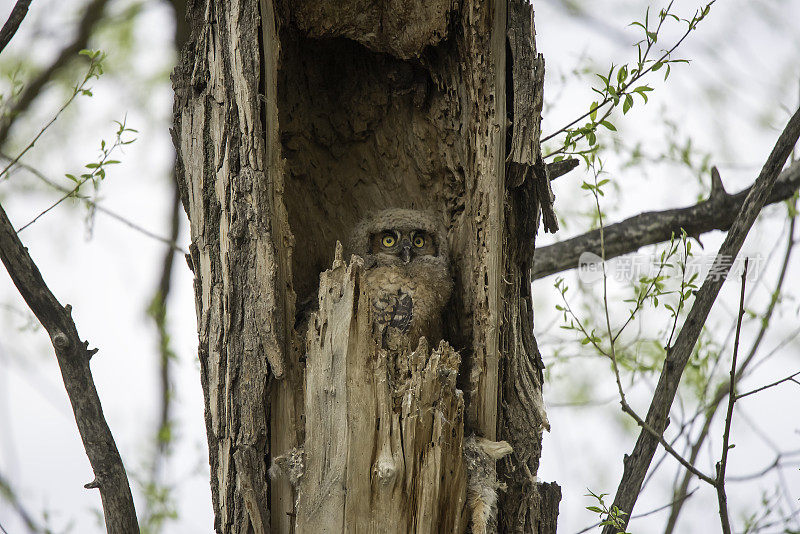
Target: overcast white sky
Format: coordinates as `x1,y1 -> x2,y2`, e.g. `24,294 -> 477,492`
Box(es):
1,0 -> 799,533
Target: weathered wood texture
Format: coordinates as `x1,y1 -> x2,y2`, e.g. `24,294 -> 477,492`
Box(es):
291,0 -> 454,59
498,2 -> 560,531
174,0 -> 559,531
276,0 -> 512,446
173,0 -> 295,531
296,251 -> 467,533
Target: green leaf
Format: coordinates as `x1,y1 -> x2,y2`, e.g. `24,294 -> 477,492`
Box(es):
623,94 -> 634,114
590,102 -> 599,121
617,65 -> 628,85
633,85 -> 653,104
600,120 -> 616,131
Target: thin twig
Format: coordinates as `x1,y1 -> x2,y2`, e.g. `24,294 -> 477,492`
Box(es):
542,2 -> 714,157
715,258 -> 748,534
574,488 -> 698,534
736,370 -> 800,400
14,118 -> 134,233
1,50 -> 106,181
727,450 -> 800,482
587,164 -> 716,486
632,488 -> 698,520
664,212 -> 796,534
1,153 -> 187,253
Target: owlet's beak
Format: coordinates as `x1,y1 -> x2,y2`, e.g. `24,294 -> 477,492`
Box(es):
400,243 -> 412,264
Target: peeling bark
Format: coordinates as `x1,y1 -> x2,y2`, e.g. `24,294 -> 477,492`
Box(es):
173,0 -> 293,531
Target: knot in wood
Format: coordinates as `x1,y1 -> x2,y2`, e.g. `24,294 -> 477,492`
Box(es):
375,456 -> 398,483
52,332 -> 70,349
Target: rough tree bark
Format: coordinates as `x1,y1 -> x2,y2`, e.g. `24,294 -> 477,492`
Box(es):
172,0 -> 560,532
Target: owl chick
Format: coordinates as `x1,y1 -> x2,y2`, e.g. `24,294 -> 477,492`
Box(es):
349,209 -> 453,348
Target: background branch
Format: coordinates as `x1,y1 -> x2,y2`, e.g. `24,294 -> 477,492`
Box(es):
602,106 -> 800,534
533,160 -> 800,279
0,0 -> 108,148
663,213 -> 796,534
0,200 -> 139,534
0,468 -> 45,533
0,153 -> 187,253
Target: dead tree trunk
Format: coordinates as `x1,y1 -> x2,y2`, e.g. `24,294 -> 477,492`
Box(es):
172,0 -> 560,532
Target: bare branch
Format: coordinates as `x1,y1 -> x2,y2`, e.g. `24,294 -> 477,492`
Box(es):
664,213 -> 797,534
0,200 -> 139,533
736,370 -> 800,400
546,158 -> 579,180
533,160 -> 800,280
602,106 -> 800,534
715,259 -> 748,534
0,0 -> 32,55
142,177 -> 181,527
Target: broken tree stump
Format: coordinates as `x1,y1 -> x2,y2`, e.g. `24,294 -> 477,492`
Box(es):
296,252 -> 467,533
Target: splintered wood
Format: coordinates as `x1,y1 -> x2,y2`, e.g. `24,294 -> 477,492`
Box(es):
297,253 -> 467,533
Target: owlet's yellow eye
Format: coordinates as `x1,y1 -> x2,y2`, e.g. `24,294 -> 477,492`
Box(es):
413,235 -> 425,248
381,234 -> 396,247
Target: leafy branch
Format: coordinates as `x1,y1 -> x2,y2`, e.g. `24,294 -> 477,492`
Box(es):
585,490 -> 631,534
0,49 -> 107,181
15,117 -> 137,232
543,1 -> 714,162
